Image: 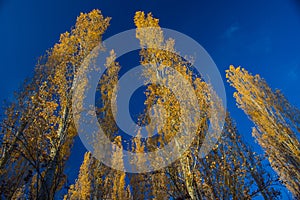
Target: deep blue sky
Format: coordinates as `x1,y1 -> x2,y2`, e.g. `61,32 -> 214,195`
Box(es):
1,0 -> 299,198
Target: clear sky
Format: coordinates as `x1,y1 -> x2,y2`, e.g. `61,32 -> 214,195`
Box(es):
0,0 -> 299,198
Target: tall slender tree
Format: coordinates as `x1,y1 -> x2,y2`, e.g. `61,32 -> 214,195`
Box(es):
0,9 -> 111,199
226,65 -> 300,198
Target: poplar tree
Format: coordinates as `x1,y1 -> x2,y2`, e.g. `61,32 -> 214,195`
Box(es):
226,65 -> 300,198
0,10 -> 110,199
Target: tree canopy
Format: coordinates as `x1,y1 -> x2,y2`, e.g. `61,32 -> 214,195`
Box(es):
0,9 -> 298,200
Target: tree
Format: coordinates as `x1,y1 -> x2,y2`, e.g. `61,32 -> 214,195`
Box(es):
0,9 -> 111,199
63,152 -> 94,200
226,65 -> 300,198
37,10 -> 110,199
